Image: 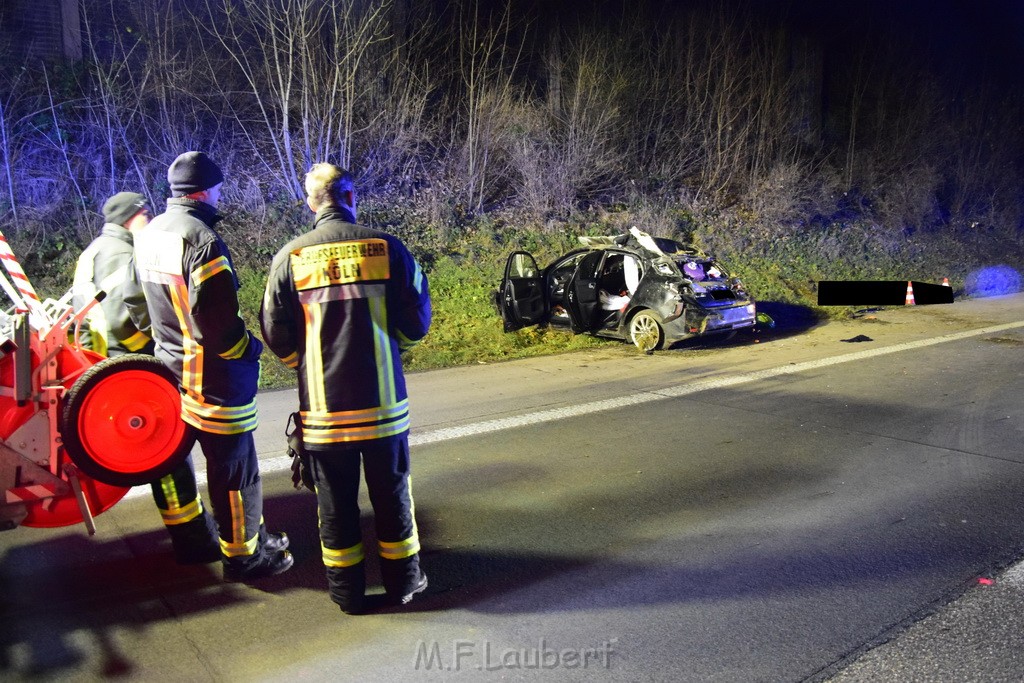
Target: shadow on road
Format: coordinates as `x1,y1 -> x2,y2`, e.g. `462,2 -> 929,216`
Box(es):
0,529 -> 247,678
753,300 -> 825,338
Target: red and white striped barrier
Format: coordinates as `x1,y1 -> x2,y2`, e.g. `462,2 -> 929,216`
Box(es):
5,483 -> 60,504
0,230 -> 40,309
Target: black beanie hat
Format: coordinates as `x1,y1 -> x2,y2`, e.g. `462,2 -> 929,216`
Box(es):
102,192 -> 147,226
167,151 -> 225,197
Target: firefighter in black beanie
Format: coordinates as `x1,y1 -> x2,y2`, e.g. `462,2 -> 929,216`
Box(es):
131,151 -> 292,581
75,191 -> 220,565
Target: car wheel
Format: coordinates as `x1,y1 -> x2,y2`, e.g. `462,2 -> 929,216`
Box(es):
629,310 -> 666,353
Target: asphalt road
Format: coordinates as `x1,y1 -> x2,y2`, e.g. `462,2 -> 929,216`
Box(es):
3,294 -> 1024,681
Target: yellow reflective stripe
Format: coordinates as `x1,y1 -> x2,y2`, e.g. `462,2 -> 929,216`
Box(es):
378,475 -> 417,561
303,302 -> 327,412
170,283 -> 202,395
281,351 -> 299,368
396,329 -> 419,352
160,473 -> 180,508
86,305 -> 110,356
122,329 -> 151,352
368,296 -> 396,405
219,490 -> 257,557
191,256 -> 231,287
229,489 -> 245,546
160,498 -> 204,525
181,411 -> 259,435
301,415 -> 410,444
300,401 -> 410,444
301,400 -> 408,426
409,475 -> 420,553
224,331 -> 250,360
412,260 -> 424,294
180,394 -> 258,433
181,395 -> 258,419
378,535 -> 420,560
220,534 -> 259,557
321,542 -> 365,568
220,331 -> 249,360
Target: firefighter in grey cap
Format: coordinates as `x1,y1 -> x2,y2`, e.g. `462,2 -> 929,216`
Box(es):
72,191 -> 154,356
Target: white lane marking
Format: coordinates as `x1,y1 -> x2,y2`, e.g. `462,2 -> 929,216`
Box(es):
123,320 -> 1024,501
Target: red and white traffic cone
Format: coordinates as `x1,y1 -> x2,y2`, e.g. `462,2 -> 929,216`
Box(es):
942,277 -> 950,287
905,281 -> 916,305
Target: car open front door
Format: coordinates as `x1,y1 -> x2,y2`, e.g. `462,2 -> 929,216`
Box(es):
498,251 -> 546,332
565,250 -> 603,333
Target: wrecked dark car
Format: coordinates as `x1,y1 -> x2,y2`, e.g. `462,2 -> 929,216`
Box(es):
494,227 -> 756,352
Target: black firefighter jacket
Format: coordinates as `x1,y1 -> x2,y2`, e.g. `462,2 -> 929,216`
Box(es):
72,223 -> 152,356
260,206 -> 431,449
131,198 -> 262,435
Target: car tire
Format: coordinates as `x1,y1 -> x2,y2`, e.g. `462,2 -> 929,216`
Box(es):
629,310 -> 666,353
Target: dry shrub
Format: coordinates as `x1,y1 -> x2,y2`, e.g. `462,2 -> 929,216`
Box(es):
872,164 -> 944,232
739,162 -> 813,234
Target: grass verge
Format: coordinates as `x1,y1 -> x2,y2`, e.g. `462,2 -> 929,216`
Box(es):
20,209 -> 1024,392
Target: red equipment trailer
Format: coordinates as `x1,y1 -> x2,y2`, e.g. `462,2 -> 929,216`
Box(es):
0,231 -> 190,534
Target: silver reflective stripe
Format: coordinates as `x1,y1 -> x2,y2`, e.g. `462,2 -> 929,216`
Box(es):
97,264 -> 130,295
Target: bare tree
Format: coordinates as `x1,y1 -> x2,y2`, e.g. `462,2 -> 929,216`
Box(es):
193,0 -> 391,200
0,86 -> 23,227
450,0 -> 525,213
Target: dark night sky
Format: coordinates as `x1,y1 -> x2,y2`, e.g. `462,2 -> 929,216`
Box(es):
502,0 -> 1024,89
789,0 -> 1024,82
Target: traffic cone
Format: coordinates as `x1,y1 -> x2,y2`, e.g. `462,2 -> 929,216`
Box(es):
942,277 -> 950,287
905,281 -> 916,305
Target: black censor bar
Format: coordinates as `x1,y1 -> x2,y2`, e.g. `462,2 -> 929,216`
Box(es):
817,280 -> 954,306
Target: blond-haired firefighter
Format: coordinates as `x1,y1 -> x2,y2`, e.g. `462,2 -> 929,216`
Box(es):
261,164 -> 431,613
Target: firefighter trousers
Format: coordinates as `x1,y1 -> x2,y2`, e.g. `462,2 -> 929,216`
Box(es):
307,434 -> 421,603
149,454 -> 219,564
193,429 -> 270,569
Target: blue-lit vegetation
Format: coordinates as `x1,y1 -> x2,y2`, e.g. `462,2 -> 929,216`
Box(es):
0,0 -> 1022,376
965,266 -> 1023,299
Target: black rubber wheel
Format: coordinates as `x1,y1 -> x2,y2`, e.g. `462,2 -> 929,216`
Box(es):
629,310 -> 667,353
61,355 -> 194,487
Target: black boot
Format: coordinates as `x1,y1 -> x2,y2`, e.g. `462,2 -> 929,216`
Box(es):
257,524 -> 290,554
223,550 -> 294,582
381,555 -> 427,605
327,564 -> 366,614
169,512 -> 221,565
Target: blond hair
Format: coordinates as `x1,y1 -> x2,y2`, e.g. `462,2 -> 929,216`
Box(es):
304,163 -> 354,210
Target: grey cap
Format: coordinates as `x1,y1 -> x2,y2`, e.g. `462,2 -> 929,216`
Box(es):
102,192 -> 147,226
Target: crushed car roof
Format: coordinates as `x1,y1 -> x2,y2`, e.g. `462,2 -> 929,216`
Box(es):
577,226 -> 711,259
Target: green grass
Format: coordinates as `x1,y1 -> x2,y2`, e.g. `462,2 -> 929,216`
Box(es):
401,254 -> 604,372
20,211 -> 1024,391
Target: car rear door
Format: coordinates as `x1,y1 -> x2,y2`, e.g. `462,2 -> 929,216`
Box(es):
497,251 -> 547,332
565,250 -> 603,333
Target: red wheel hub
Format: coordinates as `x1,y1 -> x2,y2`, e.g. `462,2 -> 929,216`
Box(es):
75,368 -> 186,477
